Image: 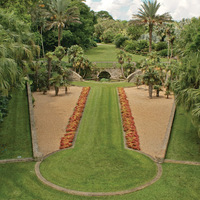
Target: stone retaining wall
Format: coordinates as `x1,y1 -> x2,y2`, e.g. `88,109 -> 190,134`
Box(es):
27,83 -> 43,161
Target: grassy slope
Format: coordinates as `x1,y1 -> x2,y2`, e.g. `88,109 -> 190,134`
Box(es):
83,44 -> 146,68
40,82 -> 156,192
166,106 -> 200,162
0,88 -> 32,159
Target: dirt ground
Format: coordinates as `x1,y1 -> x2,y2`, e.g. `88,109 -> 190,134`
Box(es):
33,87 -> 82,156
33,85 -> 174,158
125,86 -> 174,158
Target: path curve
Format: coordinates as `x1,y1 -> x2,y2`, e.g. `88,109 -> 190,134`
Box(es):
35,150 -> 162,197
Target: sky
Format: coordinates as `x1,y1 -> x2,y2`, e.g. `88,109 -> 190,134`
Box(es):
85,0 -> 200,21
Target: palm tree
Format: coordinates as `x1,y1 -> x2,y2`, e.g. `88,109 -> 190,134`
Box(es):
67,44 -> 84,66
132,0 -> 171,52
49,72 -> 63,95
45,51 -> 54,89
44,0 -> 81,46
0,9 -> 39,95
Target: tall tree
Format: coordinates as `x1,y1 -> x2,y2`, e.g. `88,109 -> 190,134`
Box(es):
132,0 -> 171,52
0,9 -> 39,95
43,0 -> 81,46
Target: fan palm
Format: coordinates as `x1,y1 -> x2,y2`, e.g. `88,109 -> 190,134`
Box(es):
117,50 -> 126,78
44,0 -> 81,46
132,0 -> 171,52
0,9 -> 40,95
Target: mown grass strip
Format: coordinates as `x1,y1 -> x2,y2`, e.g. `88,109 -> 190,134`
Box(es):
0,88 -> 32,159
166,106 -> 200,162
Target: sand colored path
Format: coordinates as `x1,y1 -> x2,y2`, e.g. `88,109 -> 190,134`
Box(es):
33,85 -> 174,159
125,86 -> 174,159
33,87 -> 82,156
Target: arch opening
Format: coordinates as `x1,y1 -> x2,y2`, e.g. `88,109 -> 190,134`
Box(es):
98,71 -> 111,80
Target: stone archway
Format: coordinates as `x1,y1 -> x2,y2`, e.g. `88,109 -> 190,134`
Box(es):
98,71 -> 111,80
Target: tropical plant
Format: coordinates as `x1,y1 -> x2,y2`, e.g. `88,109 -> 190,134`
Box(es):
67,44 -> 84,65
141,53 -> 165,98
172,53 -> 200,127
61,67 -> 72,94
45,51 -> 54,89
124,54 -> 135,77
117,50 -> 126,78
176,17 -> 200,57
0,9 -> 39,95
132,0 -> 171,52
73,55 -> 91,78
54,46 -> 66,61
43,0 -> 81,46
49,72 -> 63,95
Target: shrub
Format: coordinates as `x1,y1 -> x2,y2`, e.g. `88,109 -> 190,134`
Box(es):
136,40 -> 149,51
159,49 -> 168,57
114,34 -> 129,48
124,40 -> 138,53
101,30 -> 115,43
0,95 -> 11,123
155,42 -> 167,51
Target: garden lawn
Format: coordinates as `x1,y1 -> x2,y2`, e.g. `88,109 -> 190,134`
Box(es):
0,162 -> 200,200
40,82 -> 157,192
0,82 -> 200,199
166,106 -> 200,162
84,44 -> 146,68
0,88 -> 32,159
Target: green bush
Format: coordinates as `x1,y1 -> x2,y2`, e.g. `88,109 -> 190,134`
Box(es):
155,42 -> 167,51
101,30 -> 115,43
114,34 -> 129,48
159,49 -> 168,57
137,40 -> 149,51
124,40 -> 138,53
0,95 -> 11,123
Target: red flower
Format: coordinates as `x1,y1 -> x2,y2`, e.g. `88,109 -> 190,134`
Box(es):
118,88 -> 140,151
59,87 -> 90,149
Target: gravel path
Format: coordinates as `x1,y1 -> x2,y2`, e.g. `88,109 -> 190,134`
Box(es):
33,87 -> 82,156
125,86 -> 174,159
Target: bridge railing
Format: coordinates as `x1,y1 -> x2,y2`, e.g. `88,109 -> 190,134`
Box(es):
92,61 -> 136,69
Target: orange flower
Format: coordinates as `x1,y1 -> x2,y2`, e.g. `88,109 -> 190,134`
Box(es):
118,88 -> 140,151
59,87 -> 90,149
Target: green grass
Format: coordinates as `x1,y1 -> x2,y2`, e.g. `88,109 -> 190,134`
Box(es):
166,106 -> 200,162
0,88 -> 32,159
0,82 -> 200,199
0,162 -> 200,199
83,44 -> 146,68
40,82 -> 156,192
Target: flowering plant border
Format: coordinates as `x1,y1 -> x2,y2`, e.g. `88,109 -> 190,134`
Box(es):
118,87 -> 140,150
60,87 -> 90,149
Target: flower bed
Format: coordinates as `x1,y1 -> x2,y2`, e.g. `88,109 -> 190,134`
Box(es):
60,87 -> 90,149
118,88 -> 140,150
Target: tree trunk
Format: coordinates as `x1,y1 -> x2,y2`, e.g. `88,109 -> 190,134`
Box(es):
149,84 -> 153,99
168,39 -> 170,61
55,86 -> 59,96
121,64 -> 125,78
40,27 -> 45,57
170,42 -> 173,59
149,24 -> 153,53
58,26 -> 62,46
156,89 -> 160,97
65,86 -> 68,94
47,58 -> 52,90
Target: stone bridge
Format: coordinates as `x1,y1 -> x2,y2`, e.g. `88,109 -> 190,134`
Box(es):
97,68 -> 124,80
